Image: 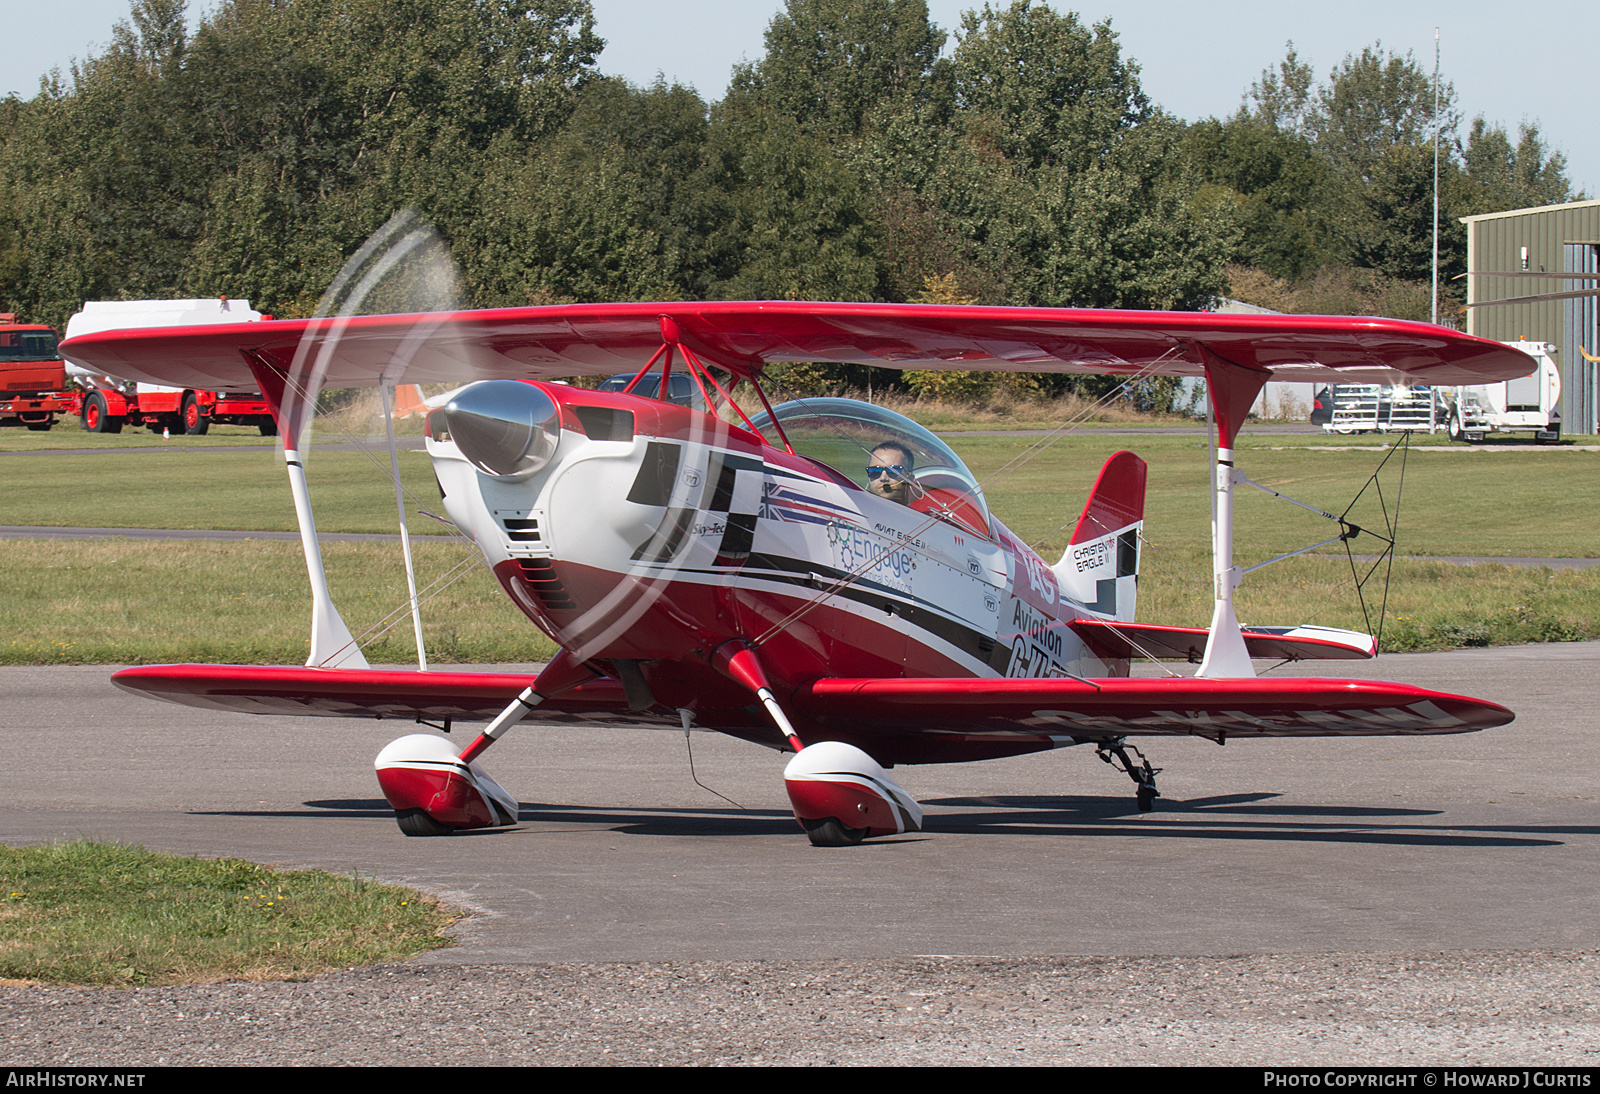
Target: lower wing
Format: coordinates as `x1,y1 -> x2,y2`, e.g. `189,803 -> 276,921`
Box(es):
115,664 -> 1510,747
111,664 -> 649,724
793,675 -> 1511,740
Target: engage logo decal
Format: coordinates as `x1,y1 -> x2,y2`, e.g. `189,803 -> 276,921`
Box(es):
828,521 -> 915,593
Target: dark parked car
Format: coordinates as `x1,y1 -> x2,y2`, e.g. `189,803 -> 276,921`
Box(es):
1309,386 -> 1333,427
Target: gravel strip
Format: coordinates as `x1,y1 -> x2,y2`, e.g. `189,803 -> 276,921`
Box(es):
5,951 -> 1598,1066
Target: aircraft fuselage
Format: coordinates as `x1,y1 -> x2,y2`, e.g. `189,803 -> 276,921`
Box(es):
428,381 -> 1138,761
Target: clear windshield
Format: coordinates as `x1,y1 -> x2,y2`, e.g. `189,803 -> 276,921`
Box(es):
750,397 -> 991,536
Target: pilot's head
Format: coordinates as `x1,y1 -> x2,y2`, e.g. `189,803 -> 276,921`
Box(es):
867,443 -> 915,504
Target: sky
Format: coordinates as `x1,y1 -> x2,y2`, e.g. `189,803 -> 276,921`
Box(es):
10,0 -> 1597,195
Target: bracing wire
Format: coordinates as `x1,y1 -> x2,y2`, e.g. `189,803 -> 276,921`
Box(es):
679,711 -> 748,811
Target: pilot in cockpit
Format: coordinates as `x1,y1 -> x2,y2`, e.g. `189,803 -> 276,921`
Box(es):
867,442 -> 915,506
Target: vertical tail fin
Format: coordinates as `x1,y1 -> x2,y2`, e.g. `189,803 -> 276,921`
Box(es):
1054,451 -> 1146,622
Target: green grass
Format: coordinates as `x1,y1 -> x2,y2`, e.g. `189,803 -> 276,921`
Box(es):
0,840 -> 453,987
5,432 -> 1596,554
1136,550 -> 1600,652
0,538 -> 554,665
0,428 -> 1597,663
0,422 -> 285,452
952,433 -> 1600,559
0,448 -> 452,533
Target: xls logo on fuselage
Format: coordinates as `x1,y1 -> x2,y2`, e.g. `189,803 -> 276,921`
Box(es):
1020,552 -> 1057,606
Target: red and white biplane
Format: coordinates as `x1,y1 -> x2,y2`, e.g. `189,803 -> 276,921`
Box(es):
62,301 -> 1528,844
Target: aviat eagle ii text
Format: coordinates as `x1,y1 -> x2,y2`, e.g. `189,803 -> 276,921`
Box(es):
63,301 -> 1528,845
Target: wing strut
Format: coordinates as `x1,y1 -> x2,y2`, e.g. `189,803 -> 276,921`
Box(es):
380,381 -> 428,671
245,351 -> 369,670
456,648 -> 598,763
1194,346 -> 1271,679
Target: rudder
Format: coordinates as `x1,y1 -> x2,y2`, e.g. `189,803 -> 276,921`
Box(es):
1054,450 -> 1146,621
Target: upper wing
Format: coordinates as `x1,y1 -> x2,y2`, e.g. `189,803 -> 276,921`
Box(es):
793,675 -> 1512,739
60,301 -> 1536,391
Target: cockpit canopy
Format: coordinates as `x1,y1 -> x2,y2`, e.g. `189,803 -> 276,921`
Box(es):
750,398 -> 991,537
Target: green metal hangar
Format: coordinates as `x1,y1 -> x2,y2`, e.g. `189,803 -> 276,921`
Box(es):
1462,198 -> 1600,435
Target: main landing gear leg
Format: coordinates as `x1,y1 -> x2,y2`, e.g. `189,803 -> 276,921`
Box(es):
374,650 -> 597,836
1097,739 -> 1162,812
711,640 -> 923,846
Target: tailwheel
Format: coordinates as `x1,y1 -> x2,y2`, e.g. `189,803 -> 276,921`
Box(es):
804,817 -> 868,847
1097,739 -> 1162,812
395,808 -> 453,837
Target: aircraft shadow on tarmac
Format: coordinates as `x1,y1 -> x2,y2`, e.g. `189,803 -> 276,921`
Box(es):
919,793 -> 1573,846
178,793 -> 1582,848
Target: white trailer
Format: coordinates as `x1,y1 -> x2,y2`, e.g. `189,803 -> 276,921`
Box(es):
1323,383 -> 1441,435
1439,340 -> 1560,444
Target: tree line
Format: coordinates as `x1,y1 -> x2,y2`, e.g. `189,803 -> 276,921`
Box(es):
0,0 -> 1580,401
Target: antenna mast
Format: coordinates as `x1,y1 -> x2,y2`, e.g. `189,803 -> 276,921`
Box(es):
1431,27 -> 1441,326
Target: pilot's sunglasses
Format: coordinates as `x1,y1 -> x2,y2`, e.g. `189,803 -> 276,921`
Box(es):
866,465 -> 908,479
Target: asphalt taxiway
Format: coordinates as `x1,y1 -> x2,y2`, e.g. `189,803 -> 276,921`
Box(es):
5,644 -> 1598,1064
3,643 -> 1596,963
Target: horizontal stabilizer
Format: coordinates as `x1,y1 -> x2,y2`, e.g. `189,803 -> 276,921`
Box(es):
1069,619 -> 1377,662
793,674 -> 1508,739
112,664 -> 638,722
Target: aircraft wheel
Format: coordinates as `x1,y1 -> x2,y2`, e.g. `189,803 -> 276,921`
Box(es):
804,817 -> 867,847
395,808 -> 452,837
1136,786 -> 1158,812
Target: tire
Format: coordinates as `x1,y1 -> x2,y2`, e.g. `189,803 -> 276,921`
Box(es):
1136,786 -> 1158,812
395,808 -> 452,837
24,420 -> 52,432
83,393 -> 122,434
804,817 -> 868,847
1448,414 -> 1463,442
181,393 -> 209,435
258,419 -> 278,437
